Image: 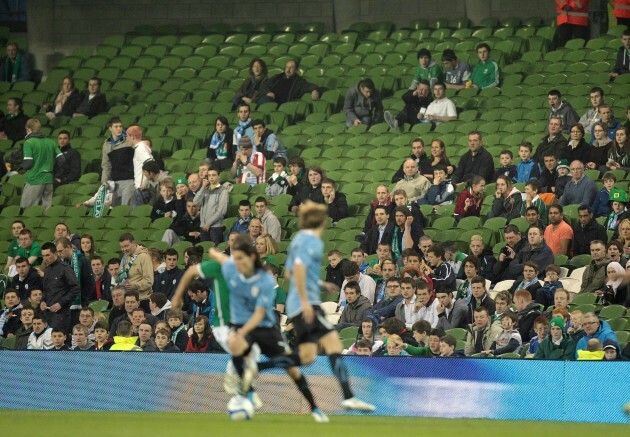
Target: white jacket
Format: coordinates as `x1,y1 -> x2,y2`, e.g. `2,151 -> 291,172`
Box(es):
133,141 -> 154,189
27,327 -> 53,350
415,298 -> 439,328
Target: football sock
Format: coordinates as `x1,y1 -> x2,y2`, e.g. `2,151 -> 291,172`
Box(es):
293,374 -> 317,411
329,353 -> 353,400
232,356 -> 245,378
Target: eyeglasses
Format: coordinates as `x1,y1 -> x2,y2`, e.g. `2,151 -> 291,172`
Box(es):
593,129 -> 605,133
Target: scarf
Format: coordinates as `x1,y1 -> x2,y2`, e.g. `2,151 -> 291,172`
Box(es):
234,119 -> 252,145
92,185 -> 108,218
392,226 -> 401,260
605,261 -> 624,291
456,280 -> 472,303
3,53 -> 22,83
606,210 -> 623,230
54,88 -> 73,114
118,253 -> 138,283
0,303 -> 23,336
209,132 -> 228,160
517,277 -> 539,291
69,250 -> 82,308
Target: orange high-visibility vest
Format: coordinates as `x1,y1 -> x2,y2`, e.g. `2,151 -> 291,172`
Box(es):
613,0 -> 630,19
555,0 -> 590,26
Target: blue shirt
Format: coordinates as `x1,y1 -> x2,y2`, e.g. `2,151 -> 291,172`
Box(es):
222,260 -> 277,328
285,230 -> 324,318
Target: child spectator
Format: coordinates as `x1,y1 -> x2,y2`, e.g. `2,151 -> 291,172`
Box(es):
150,180 -> 178,221
469,43 -> 500,89
409,48 -> 443,90
384,334 -> 409,356
325,249 -> 347,290
482,312 -> 522,356
14,305 -> 34,350
344,318 -> 383,355
521,179 -> 547,225
602,339 -> 623,361
494,150 -> 517,182
418,165 -> 454,206
443,241 -> 467,275
439,335 -> 465,357
167,308 -> 189,352
422,243 -> 456,291
555,160 -> 571,198
526,316 -> 549,356
454,175 -> 485,218
265,156 -> 290,198
604,188 -> 628,231
354,339 -> 373,356
155,328 -> 180,352
93,321 -> 113,351
534,316 -> 576,360
492,291 -> 514,324
535,264 -> 564,308
264,264 -> 287,314
456,256 -> 480,303
509,261 -> 542,298
350,248 -> 369,274
0,289 -> 23,337
51,327 -> 69,351
514,290 -> 542,343
468,275 -> 496,320
227,200 -> 252,236
592,172 -> 616,218
413,280 -> 439,328
401,326 -> 442,357
516,142 -> 540,183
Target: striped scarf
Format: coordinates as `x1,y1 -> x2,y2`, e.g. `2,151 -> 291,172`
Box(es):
209,132 -> 228,160
0,303 -> 22,336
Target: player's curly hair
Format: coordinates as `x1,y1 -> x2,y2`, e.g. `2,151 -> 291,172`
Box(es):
297,201 -> 328,230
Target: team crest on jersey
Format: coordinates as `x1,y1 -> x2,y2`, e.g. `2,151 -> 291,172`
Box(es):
251,286 -> 259,297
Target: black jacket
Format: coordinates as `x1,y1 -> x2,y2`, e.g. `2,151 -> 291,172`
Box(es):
539,166 -> 558,194
572,219 -> 608,256
153,267 -> 184,300
328,192 -> 349,223
157,342 -> 180,353
107,305 -> 126,330
325,259 -> 349,289
361,222 -> 395,255
12,267 -> 43,300
492,237 -> 527,283
110,312 -> 158,338
261,73 -> 318,105
54,144 -> 81,185
363,200 -> 396,233
468,293 -> 496,321
289,184 -> 324,211
0,111 -> 28,142
170,213 -> 202,245
94,270 -> 113,303
42,259 -> 80,311
75,92 -> 108,118
54,89 -> 83,117
534,134 -> 568,167
76,253 -> 96,305
459,248 -> 497,282
517,302 -> 542,343
508,242 -> 554,279
136,338 -> 158,352
451,147 -> 494,186
508,279 -> 542,298
14,325 -> 32,350
564,139 -> 590,165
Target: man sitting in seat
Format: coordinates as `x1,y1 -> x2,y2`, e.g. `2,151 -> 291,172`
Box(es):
384,80 -> 432,131
73,77 -> 107,118
441,49 -> 471,90
259,59 -> 319,105
343,78 -> 384,128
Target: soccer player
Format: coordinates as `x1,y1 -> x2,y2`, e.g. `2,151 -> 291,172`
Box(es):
248,201 -> 376,412
209,236 -> 328,423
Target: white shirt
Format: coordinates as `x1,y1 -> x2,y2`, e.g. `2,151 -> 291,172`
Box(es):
133,141 -> 154,188
415,298 -> 440,328
339,273 -> 377,307
402,296 -> 418,329
425,97 -> 457,124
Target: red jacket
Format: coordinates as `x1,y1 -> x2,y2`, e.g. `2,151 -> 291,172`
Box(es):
454,188 -> 482,217
613,0 -> 630,19
555,0 -> 590,26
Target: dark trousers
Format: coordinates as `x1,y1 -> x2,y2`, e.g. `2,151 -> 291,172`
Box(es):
46,309 -> 71,334
201,226 -> 225,247
556,23 -> 589,48
396,105 -> 421,127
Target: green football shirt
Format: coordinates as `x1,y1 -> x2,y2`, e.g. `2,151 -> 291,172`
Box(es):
197,260 -> 231,327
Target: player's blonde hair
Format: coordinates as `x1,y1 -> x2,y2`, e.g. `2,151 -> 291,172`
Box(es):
298,201 -> 328,230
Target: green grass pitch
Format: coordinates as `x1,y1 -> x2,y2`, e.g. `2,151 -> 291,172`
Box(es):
0,411 -> 626,437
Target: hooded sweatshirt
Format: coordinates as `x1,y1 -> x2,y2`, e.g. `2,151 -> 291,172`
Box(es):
193,183 -> 228,229
575,320 -> 619,358
338,296 -> 372,328
488,187 -> 523,221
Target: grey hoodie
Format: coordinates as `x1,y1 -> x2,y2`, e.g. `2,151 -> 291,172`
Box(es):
193,183 -> 228,229
337,295 -> 372,329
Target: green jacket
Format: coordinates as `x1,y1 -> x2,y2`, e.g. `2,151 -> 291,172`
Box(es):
534,335 -> 575,360
22,133 -> 62,185
470,60 -> 500,89
404,344 -> 434,357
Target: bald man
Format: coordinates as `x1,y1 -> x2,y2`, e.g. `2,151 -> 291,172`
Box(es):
558,160 -> 598,207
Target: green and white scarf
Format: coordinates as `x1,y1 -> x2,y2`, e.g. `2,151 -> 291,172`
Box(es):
392,226 -> 401,260
69,250 -> 82,308
92,185 -> 107,218
117,253 -> 138,284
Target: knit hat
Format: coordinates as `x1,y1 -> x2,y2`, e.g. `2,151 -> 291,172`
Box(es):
603,339 -> 618,351
556,159 -> 569,171
549,317 -> 565,332
238,136 -> 253,149
175,177 -> 188,187
417,48 -> 431,59
608,187 -> 629,204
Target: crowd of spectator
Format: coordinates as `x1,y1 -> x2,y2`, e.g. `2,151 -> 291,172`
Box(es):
0,25 -> 629,363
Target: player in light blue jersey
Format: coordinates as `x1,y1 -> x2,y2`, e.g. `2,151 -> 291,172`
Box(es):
247,202 -> 375,412
211,235 -> 328,423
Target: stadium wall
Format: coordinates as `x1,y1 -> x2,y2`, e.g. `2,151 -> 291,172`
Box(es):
1,351 -> 627,423
27,0 -> 555,73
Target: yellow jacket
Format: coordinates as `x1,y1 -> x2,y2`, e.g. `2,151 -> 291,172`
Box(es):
576,350 -> 604,360
109,336 -> 142,351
